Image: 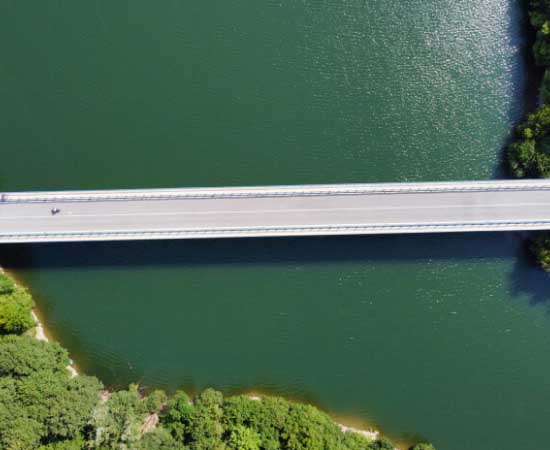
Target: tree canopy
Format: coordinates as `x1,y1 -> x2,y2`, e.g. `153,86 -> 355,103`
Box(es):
0,274 -> 34,335
507,0 -> 550,270
0,335 -> 102,449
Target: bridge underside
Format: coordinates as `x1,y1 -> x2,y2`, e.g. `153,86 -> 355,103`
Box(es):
1,180 -> 550,243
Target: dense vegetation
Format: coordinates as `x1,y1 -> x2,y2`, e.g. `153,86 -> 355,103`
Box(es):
0,272 -> 435,449
507,0 -> 550,269
0,335 -> 102,450
0,273 -> 34,335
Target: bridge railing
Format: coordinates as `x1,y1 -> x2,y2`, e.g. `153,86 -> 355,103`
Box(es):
3,179 -> 550,203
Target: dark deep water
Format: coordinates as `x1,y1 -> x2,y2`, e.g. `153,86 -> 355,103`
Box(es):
2,1 -> 549,449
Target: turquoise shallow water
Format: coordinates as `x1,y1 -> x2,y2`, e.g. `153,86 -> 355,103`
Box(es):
2,1 -> 550,449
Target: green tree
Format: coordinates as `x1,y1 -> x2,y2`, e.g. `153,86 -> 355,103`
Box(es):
137,428 -> 187,450
222,395 -> 373,450
227,425 -> 261,450
529,0 -> 550,64
542,70 -> 550,104
368,438 -> 395,450
163,390 -> 194,441
510,1 -> 550,270
409,444 -> 436,450
530,231 -> 550,271
38,435 -> 86,450
508,106 -> 550,178
0,335 -> 68,377
0,335 -> 101,450
0,274 -> 16,295
0,286 -> 35,335
534,32 -> 550,66
185,389 -> 225,450
1,416 -> 43,450
89,384 -> 147,450
146,389 -> 168,413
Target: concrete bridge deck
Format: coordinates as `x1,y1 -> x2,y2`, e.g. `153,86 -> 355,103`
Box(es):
1,179 -> 550,243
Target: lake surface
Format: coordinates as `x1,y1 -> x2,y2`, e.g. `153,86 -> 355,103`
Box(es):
1,1 -> 549,449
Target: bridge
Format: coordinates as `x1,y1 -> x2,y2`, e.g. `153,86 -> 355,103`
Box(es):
1,179 -> 550,243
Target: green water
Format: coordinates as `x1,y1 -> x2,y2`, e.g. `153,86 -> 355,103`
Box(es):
1,1 -> 548,449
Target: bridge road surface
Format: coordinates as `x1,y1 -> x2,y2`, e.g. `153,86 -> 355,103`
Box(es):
2,180 -> 550,243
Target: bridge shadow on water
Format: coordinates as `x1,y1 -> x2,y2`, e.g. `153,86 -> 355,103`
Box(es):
1,231 -> 549,307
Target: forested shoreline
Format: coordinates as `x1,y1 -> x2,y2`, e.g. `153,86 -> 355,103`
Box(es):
0,271 -> 435,450
4,2 -> 543,448
507,0 -> 550,269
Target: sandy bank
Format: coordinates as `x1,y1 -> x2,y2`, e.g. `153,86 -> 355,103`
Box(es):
0,266 -> 79,378
31,309 -> 78,377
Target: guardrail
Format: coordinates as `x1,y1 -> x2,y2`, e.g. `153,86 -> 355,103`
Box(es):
1,220 -> 550,242
3,180 -> 550,203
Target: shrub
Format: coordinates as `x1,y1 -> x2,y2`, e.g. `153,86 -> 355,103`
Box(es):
0,285 -> 35,335
0,274 -> 15,295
